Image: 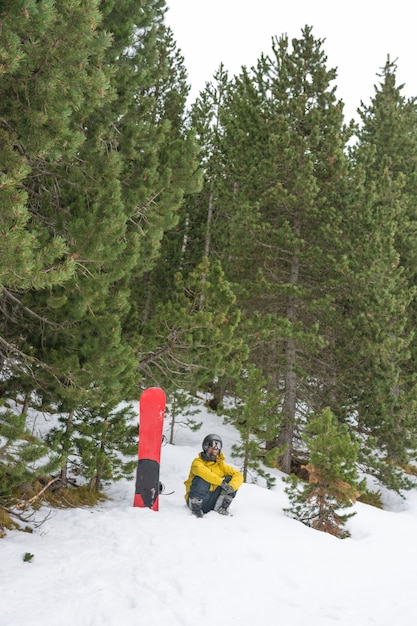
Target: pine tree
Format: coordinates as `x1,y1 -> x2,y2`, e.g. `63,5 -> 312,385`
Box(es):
336,58 -> 417,489
284,407 -> 362,538
166,390 -> 203,445
0,1 -> 201,491
46,403 -> 137,490
225,364 -> 278,487
208,27 -> 352,472
0,406 -> 59,518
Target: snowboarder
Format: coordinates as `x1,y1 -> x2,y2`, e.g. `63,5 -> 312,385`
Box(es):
184,434 -> 243,517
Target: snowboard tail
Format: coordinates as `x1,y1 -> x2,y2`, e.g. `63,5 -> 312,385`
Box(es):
134,387 -> 166,511
134,459 -> 160,508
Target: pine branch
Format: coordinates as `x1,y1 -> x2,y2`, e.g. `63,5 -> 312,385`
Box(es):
1,287 -> 66,328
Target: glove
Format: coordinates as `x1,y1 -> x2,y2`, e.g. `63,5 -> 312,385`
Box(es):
221,480 -> 235,495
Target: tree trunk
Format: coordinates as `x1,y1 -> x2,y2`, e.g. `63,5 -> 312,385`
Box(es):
59,410 -> 75,485
277,251 -> 299,473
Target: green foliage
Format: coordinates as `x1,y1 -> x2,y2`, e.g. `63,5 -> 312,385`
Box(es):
139,258 -> 246,390
358,490 -> 383,509
175,28 -> 417,491
334,58 -> 417,487
0,407 -> 60,508
166,391 -> 203,445
2,3 -> 417,517
225,364 -> 278,487
0,0 -> 109,291
191,27 -> 354,473
0,0 -> 201,501
75,404 -> 138,489
46,403 -> 137,490
284,408 -> 363,538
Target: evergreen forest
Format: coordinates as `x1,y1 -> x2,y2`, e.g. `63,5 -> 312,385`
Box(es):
2,0 -> 417,530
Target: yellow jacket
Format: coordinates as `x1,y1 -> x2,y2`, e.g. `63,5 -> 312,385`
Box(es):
184,451 -> 244,500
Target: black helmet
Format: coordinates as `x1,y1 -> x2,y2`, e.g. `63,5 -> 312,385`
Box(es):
202,434 -> 223,453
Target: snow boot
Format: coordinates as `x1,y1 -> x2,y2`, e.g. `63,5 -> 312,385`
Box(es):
189,497 -> 204,518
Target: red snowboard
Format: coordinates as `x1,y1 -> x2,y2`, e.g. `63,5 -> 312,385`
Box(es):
133,387 -> 166,511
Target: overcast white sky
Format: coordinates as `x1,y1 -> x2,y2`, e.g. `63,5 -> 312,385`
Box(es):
165,1 -> 417,122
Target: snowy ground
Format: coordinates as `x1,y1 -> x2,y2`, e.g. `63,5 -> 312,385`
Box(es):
2,398 -> 417,626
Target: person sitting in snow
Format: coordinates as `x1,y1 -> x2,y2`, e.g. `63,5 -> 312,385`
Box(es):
184,434 -> 243,517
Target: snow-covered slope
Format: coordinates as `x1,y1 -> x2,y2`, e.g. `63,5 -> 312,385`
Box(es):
2,400 -> 417,626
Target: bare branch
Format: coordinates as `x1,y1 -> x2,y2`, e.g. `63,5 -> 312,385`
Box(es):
15,476 -> 60,510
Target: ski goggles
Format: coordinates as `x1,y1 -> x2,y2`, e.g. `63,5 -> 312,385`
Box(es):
207,440 -> 221,449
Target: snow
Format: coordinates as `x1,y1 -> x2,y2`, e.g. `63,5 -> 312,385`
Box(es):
2,398 -> 417,626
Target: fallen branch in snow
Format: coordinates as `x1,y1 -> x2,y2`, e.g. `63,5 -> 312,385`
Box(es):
16,476 -> 61,510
